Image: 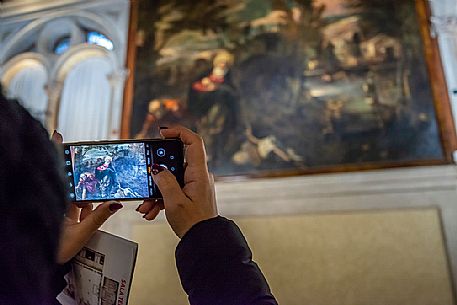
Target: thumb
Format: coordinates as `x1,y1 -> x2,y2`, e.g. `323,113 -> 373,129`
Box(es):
78,201 -> 123,236
152,166 -> 187,205
51,130 -> 63,144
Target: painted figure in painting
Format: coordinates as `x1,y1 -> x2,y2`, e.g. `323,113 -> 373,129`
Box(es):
75,172 -> 97,200
95,156 -> 119,198
135,98 -> 181,139
188,50 -> 241,168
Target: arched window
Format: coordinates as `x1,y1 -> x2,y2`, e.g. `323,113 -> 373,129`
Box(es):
87,31 -> 114,51
2,58 -> 48,124
54,37 -> 71,55
1,13 -> 124,139
57,56 -> 112,141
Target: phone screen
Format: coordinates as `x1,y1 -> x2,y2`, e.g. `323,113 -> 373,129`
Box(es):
63,139 -> 184,202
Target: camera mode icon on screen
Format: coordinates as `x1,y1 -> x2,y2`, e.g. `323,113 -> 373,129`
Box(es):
157,148 -> 166,157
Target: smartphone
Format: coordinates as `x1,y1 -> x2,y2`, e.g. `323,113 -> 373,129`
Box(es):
63,139 -> 184,203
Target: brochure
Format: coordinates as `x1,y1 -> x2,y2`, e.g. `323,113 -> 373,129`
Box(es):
57,230 -> 138,305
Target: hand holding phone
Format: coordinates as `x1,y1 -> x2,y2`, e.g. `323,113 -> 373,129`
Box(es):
52,131 -> 124,264
63,139 -> 184,203
137,127 -> 218,237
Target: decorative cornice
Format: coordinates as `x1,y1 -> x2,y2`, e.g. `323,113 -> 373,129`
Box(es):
0,0 -> 128,23
0,10 -> 124,65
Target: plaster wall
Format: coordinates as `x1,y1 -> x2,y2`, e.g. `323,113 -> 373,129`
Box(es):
102,165 -> 457,304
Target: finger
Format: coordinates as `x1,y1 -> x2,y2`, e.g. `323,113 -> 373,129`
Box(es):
208,172 -> 218,214
143,203 -> 161,221
137,199 -> 156,214
66,203 -> 81,221
136,199 -> 164,214
160,126 -> 207,168
51,130 -> 63,144
80,203 -> 94,222
152,166 -> 188,205
77,201 -> 123,236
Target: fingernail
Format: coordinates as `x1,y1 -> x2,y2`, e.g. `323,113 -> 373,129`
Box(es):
109,202 -> 123,212
159,126 -> 168,130
152,163 -> 166,175
135,205 -> 141,212
143,214 -> 148,219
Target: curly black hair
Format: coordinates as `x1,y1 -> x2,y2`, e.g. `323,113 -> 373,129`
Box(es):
0,86 -> 67,304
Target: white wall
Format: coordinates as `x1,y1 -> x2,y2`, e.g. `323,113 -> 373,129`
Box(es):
102,164 -> 457,301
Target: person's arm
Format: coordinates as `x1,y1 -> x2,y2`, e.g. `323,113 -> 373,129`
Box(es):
176,216 -> 277,305
51,131 -> 124,264
137,126 -> 278,305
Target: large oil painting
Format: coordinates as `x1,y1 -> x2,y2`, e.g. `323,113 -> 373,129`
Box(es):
130,0 -> 447,177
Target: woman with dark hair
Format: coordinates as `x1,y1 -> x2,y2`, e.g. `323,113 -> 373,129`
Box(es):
0,88 -> 122,305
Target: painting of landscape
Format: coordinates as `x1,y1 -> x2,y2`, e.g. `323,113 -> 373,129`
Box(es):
131,0 -> 444,176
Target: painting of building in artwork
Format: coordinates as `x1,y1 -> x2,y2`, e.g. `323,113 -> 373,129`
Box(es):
131,0 -> 444,176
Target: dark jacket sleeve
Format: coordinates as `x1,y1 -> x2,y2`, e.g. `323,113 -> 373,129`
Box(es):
175,216 -> 278,305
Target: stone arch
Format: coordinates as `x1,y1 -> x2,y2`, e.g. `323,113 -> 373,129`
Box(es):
0,53 -> 50,123
46,44 -> 119,135
0,10 -> 122,65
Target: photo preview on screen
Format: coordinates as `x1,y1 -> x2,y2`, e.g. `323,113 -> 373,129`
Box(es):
64,139 -> 184,202
68,142 -> 151,201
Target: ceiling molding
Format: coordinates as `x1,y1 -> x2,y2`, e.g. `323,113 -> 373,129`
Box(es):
0,0 -> 128,23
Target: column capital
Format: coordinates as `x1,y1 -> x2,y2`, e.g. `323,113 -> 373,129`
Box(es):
431,16 -> 457,36
107,68 -> 128,86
